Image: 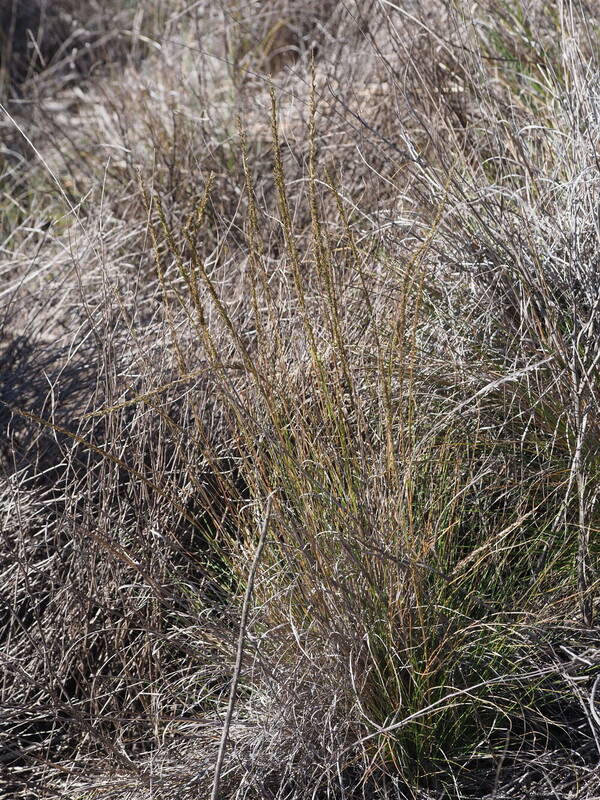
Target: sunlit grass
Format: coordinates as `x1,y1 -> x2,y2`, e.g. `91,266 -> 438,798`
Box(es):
1,1 -> 599,799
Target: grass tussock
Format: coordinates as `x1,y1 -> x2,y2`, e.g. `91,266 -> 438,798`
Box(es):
1,1 -> 599,798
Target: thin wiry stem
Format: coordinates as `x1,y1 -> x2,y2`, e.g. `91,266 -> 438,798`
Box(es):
210,493 -> 274,800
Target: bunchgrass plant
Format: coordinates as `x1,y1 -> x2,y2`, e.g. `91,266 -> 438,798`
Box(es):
1,1 -> 599,798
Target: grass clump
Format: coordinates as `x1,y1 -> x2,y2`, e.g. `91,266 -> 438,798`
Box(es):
1,1 -> 599,799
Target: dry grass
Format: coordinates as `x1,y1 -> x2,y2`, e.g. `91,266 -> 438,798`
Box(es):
1,1 -> 599,798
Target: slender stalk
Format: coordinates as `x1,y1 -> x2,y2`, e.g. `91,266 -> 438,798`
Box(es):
210,493 -> 274,800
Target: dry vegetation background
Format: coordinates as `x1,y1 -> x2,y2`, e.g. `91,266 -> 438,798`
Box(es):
1,0 -> 600,798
